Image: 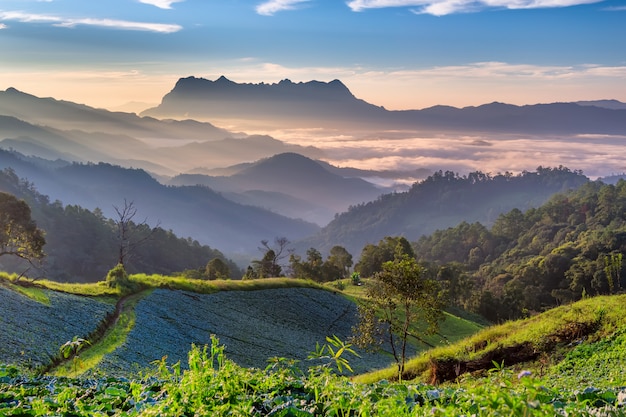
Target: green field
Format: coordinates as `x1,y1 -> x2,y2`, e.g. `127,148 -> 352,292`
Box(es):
2,274 -> 626,415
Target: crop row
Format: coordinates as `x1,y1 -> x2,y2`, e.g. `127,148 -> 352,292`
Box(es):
97,288 -> 391,375
0,286 -> 115,368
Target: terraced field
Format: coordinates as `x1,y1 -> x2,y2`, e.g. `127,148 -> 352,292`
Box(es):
1,279 -> 482,377
97,287 -> 393,375
0,285 -> 115,369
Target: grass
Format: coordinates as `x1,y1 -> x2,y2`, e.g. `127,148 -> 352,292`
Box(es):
2,282 -> 626,416
52,290 -> 151,378
354,294 -> 626,384
0,272 -> 121,300
129,273 -> 325,294
4,329 -> 625,416
0,279 -> 50,305
330,278 -> 485,360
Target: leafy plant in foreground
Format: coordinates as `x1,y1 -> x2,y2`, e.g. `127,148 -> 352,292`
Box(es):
308,335 -> 360,374
60,336 -> 91,375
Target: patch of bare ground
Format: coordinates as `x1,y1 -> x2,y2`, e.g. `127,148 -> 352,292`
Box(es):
426,319 -> 600,384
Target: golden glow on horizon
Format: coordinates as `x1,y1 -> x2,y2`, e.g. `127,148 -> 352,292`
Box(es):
1,62 -> 625,112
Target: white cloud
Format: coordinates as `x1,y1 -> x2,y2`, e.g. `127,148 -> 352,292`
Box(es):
256,0 -> 310,16
347,0 -> 604,15
0,10 -> 182,33
57,18 -> 182,33
0,23 -> 6,29
138,0 -> 185,10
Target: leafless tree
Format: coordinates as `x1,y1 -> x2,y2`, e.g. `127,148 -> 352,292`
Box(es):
113,199 -> 159,266
256,236 -> 292,277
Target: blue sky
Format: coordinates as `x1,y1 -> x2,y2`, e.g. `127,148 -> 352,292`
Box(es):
1,0 -> 625,110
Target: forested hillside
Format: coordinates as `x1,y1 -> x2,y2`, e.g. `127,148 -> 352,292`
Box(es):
413,179 -> 626,322
0,168 -> 240,282
0,149 -> 320,257
302,166 -> 589,256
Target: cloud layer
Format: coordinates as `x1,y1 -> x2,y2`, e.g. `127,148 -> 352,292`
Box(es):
256,0 -> 311,15
346,0 -> 604,15
0,10 -> 182,33
138,0 -> 185,10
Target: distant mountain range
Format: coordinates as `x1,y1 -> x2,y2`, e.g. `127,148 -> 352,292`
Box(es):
0,80 -> 623,265
169,153 -> 386,225
0,88 -> 326,176
0,149 -> 319,256
142,76 -> 626,134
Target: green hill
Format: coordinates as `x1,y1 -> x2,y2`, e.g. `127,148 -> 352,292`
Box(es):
300,166 -> 589,256
356,293 -> 626,386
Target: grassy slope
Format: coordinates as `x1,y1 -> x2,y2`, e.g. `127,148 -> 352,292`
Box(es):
335,279 -> 485,351
354,293 -> 626,384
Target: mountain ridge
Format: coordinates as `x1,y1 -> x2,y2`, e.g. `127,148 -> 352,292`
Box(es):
142,76 -> 626,134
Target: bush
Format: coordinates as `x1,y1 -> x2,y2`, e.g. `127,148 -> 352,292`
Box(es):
106,264 -> 137,293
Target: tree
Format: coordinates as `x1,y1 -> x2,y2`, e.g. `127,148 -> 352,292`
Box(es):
252,250 -> 283,278
113,199 -> 158,267
289,247 -> 345,282
355,236 -> 415,277
327,245 -> 353,278
0,192 -> 45,267
353,254 -> 446,379
252,237 -> 291,278
205,257 -> 230,280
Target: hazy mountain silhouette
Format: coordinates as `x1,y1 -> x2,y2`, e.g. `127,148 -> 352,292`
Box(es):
143,76 -> 626,134
0,150 -> 319,256
0,87 -> 231,141
0,89 -> 327,175
576,99 -> 626,110
142,76 -> 387,127
169,153 -> 387,225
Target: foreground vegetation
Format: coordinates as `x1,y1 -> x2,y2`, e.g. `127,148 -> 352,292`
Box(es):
1,277 -> 625,415
2,322 -> 625,416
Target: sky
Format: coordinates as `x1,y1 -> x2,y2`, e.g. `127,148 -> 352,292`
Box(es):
0,0 -> 625,111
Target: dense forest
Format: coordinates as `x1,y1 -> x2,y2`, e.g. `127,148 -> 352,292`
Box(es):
301,166 -> 589,256
411,178 -> 626,322
0,168 -> 241,281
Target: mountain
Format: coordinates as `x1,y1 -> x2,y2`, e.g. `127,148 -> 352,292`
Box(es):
576,99 -> 626,110
142,76 -> 387,128
0,87 -> 231,141
0,89 -> 327,176
142,76 -> 626,135
0,150 -> 319,258
298,167 -> 590,257
169,153 -> 387,225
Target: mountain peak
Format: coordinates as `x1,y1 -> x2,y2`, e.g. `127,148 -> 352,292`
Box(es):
215,75 -> 234,84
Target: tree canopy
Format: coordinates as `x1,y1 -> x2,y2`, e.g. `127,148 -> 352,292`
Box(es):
353,254 -> 446,379
413,179 -> 626,322
0,191 -> 45,265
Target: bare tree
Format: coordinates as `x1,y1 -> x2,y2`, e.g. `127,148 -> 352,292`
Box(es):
113,200 -> 159,267
253,237 -> 292,278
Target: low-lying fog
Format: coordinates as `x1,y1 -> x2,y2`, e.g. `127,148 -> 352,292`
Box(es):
243,127 -> 626,181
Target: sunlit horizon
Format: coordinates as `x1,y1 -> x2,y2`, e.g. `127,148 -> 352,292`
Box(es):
1,0 -> 624,111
